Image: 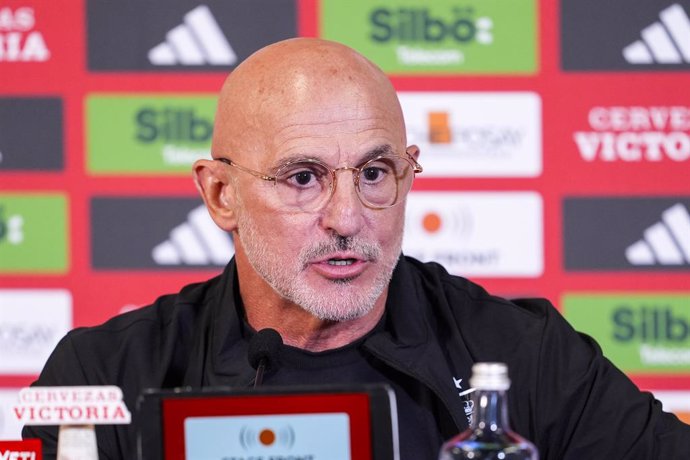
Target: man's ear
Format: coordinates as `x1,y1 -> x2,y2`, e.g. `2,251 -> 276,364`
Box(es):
193,159 -> 238,232
408,144 -> 421,161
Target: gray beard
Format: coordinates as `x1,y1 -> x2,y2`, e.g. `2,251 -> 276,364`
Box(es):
236,213 -> 401,322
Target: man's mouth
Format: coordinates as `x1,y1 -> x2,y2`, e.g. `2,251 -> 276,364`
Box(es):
327,258 -> 357,266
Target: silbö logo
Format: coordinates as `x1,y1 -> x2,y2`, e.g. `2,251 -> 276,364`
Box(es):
613,306 -> 690,367
135,106 -> 213,166
369,7 -> 493,65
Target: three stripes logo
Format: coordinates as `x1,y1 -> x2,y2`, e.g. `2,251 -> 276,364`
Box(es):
564,197 -> 690,271
623,4 -> 690,65
626,203 -> 690,265
87,0 -> 297,71
152,205 -> 234,266
91,197 -> 233,270
148,5 -> 237,66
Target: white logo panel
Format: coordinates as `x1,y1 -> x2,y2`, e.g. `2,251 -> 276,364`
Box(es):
403,192 -> 543,277
0,289 -> 72,374
399,92 -> 542,177
0,388 -> 22,440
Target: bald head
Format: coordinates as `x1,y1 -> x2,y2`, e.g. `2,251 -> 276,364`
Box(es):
211,38 -> 405,162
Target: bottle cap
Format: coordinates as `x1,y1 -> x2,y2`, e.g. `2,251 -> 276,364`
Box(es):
469,362 -> 511,391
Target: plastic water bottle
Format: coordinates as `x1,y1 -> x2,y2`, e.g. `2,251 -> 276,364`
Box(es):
438,362 -> 538,460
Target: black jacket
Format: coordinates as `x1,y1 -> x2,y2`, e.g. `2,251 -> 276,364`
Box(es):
25,256 -> 690,459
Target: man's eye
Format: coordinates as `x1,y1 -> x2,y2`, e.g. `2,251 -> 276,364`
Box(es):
362,167 -> 384,182
280,165 -> 326,187
291,170 -> 316,186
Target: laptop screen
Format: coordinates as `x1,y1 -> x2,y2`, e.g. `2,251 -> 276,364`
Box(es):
137,384 -> 399,460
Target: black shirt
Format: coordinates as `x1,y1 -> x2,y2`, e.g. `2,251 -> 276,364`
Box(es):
246,319 -> 447,459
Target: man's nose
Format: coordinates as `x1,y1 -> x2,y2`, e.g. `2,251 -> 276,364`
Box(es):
318,170 -> 365,237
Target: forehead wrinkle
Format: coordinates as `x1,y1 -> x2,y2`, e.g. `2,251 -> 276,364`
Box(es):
272,114 -> 396,146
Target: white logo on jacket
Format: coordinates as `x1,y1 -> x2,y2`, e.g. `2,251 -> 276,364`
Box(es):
453,376 -> 476,425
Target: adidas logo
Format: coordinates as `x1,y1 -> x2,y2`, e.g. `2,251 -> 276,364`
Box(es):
622,4 -> 690,64
152,205 -> 234,265
148,5 -> 237,66
626,203 -> 690,265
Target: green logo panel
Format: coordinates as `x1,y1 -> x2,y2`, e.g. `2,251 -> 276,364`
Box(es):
0,194 -> 68,273
87,95 -> 217,175
564,294 -> 690,374
321,0 -> 537,74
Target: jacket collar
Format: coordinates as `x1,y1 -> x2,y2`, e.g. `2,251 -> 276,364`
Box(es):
207,260 -> 256,387
207,256 -> 473,431
363,256 -> 473,432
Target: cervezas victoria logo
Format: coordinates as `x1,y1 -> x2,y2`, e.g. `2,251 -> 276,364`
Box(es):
0,6 -> 50,62
574,105 -> 690,162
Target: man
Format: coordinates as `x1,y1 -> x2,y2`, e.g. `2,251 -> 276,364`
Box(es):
25,38 -> 689,458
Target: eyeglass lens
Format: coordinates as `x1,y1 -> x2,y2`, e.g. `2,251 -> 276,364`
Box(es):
274,156 -> 414,210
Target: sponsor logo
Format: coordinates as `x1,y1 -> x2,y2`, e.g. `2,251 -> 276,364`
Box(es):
0,390 -> 24,441
623,4 -> 690,65
240,425 -> 295,450
87,95 -> 216,174
626,203 -> 690,265
0,439 -> 41,459
185,413 -> 349,457
564,294 -> 690,373
563,197 -> 690,271
0,6 -> 50,62
403,192 -> 543,277
91,197 -> 233,270
0,289 -> 72,374
574,106 -> 690,162
152,205 -> 234,266
15,386 -> 131,425
399,92 -> 542,177
86,0 -> 297,71
0,98 -> 63,171
0,194 -> 68,273
321,0 -> 537,74
561,0 -> 690,70
148,5 -> 237,66
452,377 -> 475,425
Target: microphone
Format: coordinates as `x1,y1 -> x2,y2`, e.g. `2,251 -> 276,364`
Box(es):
248,328 -> 283,388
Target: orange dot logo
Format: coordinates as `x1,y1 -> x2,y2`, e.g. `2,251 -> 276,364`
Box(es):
259,429 -> 276,446
422,212 -> 442,234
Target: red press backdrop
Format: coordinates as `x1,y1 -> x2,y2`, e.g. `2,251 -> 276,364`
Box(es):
1,0 -> 689,439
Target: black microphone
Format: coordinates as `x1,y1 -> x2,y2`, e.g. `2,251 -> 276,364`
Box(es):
247,328 -> 283,388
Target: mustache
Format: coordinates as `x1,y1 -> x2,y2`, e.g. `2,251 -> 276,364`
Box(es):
300,235 -> 382,266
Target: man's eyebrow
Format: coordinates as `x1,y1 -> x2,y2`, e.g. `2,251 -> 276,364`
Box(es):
270,144 -> 397,171
358,144 -> 396,164
270,154 -> 318,173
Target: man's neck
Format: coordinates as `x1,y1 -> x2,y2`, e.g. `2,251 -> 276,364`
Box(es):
245,299 -> 386,352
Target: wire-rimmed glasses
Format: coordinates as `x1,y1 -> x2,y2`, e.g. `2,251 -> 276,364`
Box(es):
215,146 -> 422,211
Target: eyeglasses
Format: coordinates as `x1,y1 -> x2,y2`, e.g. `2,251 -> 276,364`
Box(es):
216,146 -> 422,211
